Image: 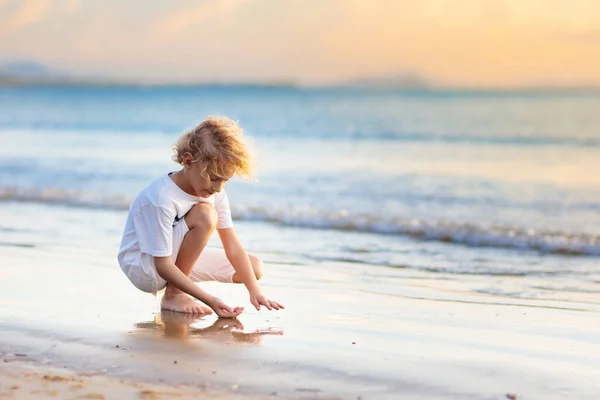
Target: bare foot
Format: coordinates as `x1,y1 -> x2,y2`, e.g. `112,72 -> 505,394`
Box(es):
161,292 -> 213,314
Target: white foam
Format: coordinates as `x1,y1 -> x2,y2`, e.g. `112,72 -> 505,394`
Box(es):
2,186 -> 599,256
231,206 -> 600,256
0,186 -> 132,210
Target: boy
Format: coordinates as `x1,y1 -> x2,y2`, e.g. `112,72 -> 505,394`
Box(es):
118,116 -> 283,318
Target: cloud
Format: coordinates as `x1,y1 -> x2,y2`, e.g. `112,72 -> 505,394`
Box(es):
155,0 -> 253,38
3,0 -> 52,31
1,0 -> 81,33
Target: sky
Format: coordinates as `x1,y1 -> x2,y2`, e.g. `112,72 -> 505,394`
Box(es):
0,0 -> 599,87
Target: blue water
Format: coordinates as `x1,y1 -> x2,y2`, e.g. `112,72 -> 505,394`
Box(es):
1,86 -> 600,279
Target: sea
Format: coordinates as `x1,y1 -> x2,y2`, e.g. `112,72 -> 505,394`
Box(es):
1,85 -> 600,398
2,86 -> 600,278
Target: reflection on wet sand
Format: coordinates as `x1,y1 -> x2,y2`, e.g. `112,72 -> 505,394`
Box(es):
135,311 -> 284,343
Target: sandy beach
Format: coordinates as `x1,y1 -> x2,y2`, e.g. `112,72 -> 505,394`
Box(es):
0,359 -> 253,400
1,202 -> 599,399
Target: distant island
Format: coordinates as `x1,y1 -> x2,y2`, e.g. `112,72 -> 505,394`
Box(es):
0,76 -> 299,89
0,60 -> 298,88
0,60 -> 598,93
340,72 -> 432,90
336,72 -> 599,93
0,60 -> 66,80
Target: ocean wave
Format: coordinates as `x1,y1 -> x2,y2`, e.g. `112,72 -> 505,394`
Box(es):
2,186 -> 599,256
232,206 -> 600,256
0,186 -> 132,210
2,125 -> 599,148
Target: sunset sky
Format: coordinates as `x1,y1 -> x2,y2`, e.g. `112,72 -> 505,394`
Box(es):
1,0 -> 599,87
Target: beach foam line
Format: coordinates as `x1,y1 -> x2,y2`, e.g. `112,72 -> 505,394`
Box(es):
0,186 -> 132,210
2,185 -> 600,256
233,206 -> 600,256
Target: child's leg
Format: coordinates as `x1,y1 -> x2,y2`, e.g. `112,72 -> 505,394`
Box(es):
232,254 -> 263,283
161,203 -> 217,313
188,248 -> 263,284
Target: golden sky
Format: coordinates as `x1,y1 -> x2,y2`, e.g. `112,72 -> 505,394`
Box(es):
0,0 -> 599,86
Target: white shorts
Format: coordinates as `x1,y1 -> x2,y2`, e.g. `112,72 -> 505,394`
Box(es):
123,218 -> 237,295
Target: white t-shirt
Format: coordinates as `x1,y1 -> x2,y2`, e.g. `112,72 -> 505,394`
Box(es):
118,173 -> 233,267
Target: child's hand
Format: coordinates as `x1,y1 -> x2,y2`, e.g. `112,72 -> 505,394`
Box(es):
250,291 -> 285,311
208,297 -> 244,318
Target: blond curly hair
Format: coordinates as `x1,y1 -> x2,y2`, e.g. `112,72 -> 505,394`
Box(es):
172,116 -> 254,180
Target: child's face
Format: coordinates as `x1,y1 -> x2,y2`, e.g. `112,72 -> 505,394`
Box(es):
182,153 -> 231,198
193,167 -> 228,198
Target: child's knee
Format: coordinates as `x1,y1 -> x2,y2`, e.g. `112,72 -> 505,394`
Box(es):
249,254 -> 263,280
185,203 -> 218,231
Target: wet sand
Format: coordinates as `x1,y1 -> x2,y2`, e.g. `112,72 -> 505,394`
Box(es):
0,358 -> 252,400
1,203 -> 600,399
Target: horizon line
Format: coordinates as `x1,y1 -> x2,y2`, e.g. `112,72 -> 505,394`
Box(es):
1,77 -> 600,93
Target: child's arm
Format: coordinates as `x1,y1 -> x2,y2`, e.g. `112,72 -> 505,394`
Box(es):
218,228 -> 284,311
154,256 -> 243,318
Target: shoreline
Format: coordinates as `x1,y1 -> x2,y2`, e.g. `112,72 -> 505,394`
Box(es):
1,204 -> 599,399
0,356 -> 258,400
